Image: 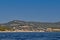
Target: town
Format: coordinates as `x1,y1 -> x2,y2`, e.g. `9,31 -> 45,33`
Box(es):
0,20 -> 60,32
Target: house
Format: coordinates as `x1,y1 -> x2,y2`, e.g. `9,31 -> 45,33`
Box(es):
46,27 -> 60,32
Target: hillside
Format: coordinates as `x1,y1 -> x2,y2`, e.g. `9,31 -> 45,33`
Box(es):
0,20 -> 60,32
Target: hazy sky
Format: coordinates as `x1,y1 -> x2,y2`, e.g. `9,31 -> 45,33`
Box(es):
0,0 -> 60,23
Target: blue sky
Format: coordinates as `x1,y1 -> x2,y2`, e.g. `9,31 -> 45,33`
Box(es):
0,0 -> 60,23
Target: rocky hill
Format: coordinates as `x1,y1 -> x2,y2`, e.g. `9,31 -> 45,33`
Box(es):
0,20 -> 60,31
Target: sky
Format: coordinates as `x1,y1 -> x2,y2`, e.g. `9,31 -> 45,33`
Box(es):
0,0 -> 60,23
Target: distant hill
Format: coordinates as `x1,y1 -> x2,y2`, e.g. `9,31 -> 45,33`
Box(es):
0,20 -> 60,31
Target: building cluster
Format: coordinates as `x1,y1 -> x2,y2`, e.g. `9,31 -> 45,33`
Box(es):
12,25 -> 60,32
12,25 -> 45,32
0,24 -> 60,32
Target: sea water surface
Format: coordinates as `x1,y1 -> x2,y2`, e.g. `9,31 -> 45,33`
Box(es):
0,32 -> 60,40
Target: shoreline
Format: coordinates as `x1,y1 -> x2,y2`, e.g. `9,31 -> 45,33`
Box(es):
0,31 -> 45,33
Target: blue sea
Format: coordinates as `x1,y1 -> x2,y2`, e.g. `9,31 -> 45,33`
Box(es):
0,32 -> 60,40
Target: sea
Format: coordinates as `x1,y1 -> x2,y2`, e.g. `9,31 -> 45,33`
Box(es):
0,32 -> 60,40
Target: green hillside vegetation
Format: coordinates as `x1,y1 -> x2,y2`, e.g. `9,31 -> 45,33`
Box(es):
0,26 -> 11,31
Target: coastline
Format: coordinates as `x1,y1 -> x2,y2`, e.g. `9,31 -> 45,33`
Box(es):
0,31 -> 45,33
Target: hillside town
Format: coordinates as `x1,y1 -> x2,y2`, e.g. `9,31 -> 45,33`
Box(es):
0,25 -> 60,32
0,20 -> 60,32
